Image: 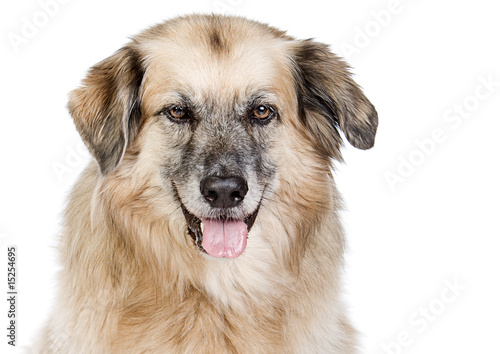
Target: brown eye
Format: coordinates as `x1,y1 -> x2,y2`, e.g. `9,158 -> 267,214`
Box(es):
169,106 -> 186,119
250,104 -> 276,125
253,105 -> 271,120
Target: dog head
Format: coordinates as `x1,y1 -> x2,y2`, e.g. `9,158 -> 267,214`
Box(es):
69,15 -> 377,259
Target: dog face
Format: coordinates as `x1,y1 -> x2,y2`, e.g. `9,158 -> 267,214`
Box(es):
68,15 -> 377,259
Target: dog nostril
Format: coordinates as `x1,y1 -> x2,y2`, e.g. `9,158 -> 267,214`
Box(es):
230,191 -> 243,202
205,190 -> 218,202
200,176 -> 248,208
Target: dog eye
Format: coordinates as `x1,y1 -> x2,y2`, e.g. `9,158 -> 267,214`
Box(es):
169,106 -> 187,119
251,105 -> 276,124
160,106 -> 191,123
253,105 -> 270,119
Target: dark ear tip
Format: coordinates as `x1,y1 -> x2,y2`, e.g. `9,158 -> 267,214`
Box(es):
346,133 -> 376,150
345,108 -> 378,150
94,138 -> 126,176
355,140 -> 375,150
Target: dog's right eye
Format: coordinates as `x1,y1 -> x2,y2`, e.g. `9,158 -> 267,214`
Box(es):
170,107 -> 186,119
160,106 -> 191,123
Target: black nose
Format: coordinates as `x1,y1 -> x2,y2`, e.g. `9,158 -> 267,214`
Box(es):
200,176 -> 248,208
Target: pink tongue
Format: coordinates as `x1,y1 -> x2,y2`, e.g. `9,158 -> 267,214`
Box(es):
201,219 -> 248,258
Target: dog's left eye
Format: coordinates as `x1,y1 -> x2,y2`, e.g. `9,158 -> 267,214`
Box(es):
254,105 -> 270,119
251,105 -> 276,124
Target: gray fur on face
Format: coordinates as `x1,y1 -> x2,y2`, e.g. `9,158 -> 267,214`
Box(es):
160,93 -> 278,219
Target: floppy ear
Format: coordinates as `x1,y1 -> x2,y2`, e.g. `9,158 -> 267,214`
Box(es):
292,40 -> 378,159
68,46 -> 144,175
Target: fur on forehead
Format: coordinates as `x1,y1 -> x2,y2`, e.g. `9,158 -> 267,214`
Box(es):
67,14 -> 376,175
132,15 -> 296,116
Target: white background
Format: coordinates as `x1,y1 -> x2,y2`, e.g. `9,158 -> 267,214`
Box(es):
1,0 -> 499,353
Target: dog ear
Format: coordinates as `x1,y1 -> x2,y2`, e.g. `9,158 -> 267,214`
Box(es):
68,46 -> 144,175
292,40 -> 378,159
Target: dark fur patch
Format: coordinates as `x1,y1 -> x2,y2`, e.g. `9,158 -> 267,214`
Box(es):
209,28 -> 225,52
207,16 -> 229,54
69,46 -> 145,175
292,40 -> 378,158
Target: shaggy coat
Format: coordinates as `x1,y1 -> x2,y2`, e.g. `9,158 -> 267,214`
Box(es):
36,14 -> 377,353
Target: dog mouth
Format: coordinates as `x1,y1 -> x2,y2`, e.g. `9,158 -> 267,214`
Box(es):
173,184 -> 260,259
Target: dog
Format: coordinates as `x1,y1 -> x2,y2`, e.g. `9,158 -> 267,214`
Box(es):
36,14 -> 377,353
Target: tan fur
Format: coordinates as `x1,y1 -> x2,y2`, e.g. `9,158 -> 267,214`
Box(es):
35,14 -> 377,353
